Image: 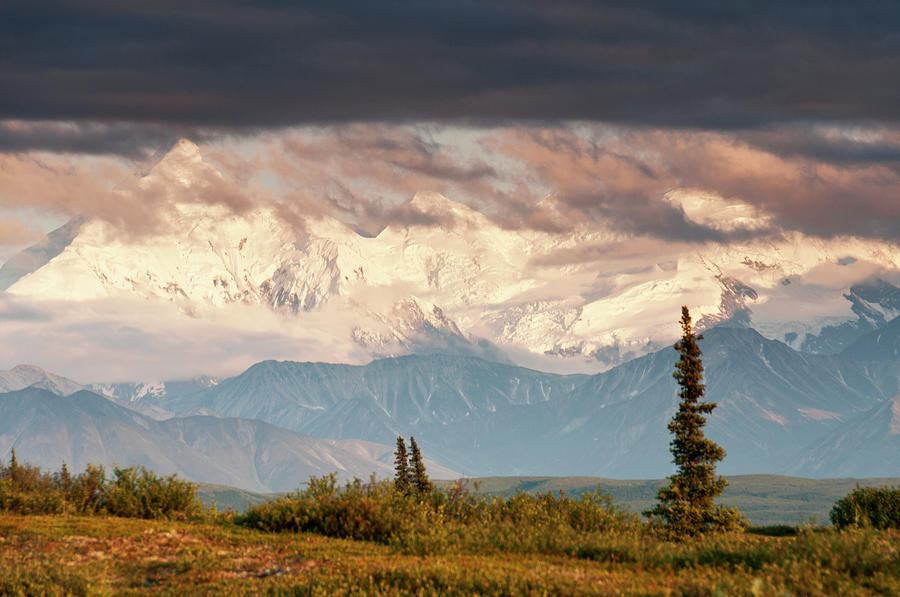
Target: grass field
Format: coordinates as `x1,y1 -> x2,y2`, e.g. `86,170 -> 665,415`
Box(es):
1,514 -> 897,595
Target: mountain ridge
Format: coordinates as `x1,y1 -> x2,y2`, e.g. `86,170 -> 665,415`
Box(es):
0,387 -> 458,492
79,326 -> 900,479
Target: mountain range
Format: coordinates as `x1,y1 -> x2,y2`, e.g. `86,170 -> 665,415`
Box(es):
3,323 -> 898,486
2,138 -> 900,490
0,386 -> 456,492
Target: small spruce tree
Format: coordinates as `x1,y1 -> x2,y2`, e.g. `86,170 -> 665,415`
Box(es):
408,436 -> 433,496
644,306 -> 745,535
58,462 -> 72,493
393,436 -> 411,495
8,448 -> 20,485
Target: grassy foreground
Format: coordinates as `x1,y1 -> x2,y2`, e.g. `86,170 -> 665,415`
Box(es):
1,514 -> 898,596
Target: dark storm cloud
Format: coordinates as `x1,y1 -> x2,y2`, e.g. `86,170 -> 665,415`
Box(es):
738,127 -> 900,167
2,0 -> 900,145
0,121 -> 216,158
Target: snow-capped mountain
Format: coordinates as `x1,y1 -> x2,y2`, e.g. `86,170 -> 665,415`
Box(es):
91,376 -> 218,405
0,364 -> 86,396
6,139 -> 900,372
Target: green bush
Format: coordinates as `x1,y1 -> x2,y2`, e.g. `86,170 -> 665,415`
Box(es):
0,453 -> 202,519
238,474 -> 422,542
104,466 -> 202,519
830,485 -> 900,530
238,474 -> 638,556
67,464 -> 107,515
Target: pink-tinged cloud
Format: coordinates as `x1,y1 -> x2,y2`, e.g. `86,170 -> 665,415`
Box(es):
0,152 -> 127,224
483,125 -> 900,241
0,216 -> 42,247
0,142 -> 262,238
4,123 -> 900,248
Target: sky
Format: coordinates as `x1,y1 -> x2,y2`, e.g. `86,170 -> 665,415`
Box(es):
2,1 -> 900,381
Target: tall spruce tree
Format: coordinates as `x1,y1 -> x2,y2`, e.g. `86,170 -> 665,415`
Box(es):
408,436 -> 433,496
393,436 -> 411,495
644,306 -> 745,535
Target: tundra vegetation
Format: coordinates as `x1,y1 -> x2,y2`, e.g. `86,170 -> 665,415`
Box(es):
2,453 -> 898,594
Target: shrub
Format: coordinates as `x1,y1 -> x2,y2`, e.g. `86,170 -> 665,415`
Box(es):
0,453 -> 66,515
104,466 -> 201,519
0,454 -> 202,519
68,464 -> 107,515
238,474 -> 638,556
830,485 -> 900,530
238,474 -> 422,542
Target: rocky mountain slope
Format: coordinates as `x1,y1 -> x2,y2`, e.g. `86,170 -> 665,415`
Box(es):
790,395 -> 900,477
0,387 -> 457,492
102,327 -> 900,478
840,312 -> 900,361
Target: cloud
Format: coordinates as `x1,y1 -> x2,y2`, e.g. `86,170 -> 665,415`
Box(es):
1,2 -> 897,244
252,124 -> 743,241
739,126 -> 900,167
0,215 -> 41,246
4,121 -> 900,247
2,0 -> 899,148
0,140 -> 266,238
485,125 -> 900,242
0,152 -> 128,223
0,296 -> 373,382
0,120 -> 215,158
0,293 -> 54,323
263,125 -> 502,233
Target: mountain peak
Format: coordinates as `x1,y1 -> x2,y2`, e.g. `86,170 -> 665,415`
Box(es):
409,191 -> 456,211
142,138 -> 205,182
0,364 -> 85,396
404,191 -> 490,230
11,364 -> 48,375
166,138 -> 203,162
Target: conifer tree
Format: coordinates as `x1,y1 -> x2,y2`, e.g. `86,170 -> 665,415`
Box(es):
7,448 -> 19,484
408,436 -> 433,496
58,462 -> 72,492
644,306 -> 745,535
393,436 -> 411,494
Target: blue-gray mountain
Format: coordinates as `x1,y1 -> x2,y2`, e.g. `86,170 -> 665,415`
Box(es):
841,312 -> 900,362
101,327 -> 900,479
798,279 -> 900,354
0,216 -> 84,291
0,387 -> 457,492
788,395 -> 900,478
